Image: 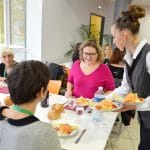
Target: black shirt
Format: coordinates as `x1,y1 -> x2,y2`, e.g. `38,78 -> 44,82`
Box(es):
109,64 -> 124,87
0,63 -> 6,77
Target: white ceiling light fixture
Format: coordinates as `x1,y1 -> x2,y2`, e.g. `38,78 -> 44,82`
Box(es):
98,0 -> 102,9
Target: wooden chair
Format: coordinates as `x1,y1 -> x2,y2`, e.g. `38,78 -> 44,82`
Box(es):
48,80 -> 62,94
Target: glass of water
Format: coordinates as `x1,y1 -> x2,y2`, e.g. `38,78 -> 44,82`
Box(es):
92,109 -> 103,122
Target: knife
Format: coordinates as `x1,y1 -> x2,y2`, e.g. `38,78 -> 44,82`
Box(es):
75,129 -> 86,144
62,101 -> 69,106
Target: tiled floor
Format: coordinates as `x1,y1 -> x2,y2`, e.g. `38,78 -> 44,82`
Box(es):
105,113 -> 140,150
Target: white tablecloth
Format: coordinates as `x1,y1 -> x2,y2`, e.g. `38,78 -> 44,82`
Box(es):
35,94 -> 118,150
0,93 -> 118,150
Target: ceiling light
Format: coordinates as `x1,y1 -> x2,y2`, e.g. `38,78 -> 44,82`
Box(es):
98,0 -> 102,9
98,5 -> 102,9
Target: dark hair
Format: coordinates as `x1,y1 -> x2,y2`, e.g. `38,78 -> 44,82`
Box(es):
113,5 -> 145,34
7,60 -> 50,104
110,47 -> 125,64
79,39 -> 103,62
72,43 -> 81,62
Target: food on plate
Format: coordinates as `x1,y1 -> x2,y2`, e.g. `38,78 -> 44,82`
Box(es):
95,99 -> 117,110
48,103 -> 64,120
124,93 -> 144,103
47,110 -> 61,120
76,96 -> 89,106
112,93 -> 123,101
51,103 -> 64,113
4,96 -> 13,106
55,123 -> 73,134
53,123 -> 79,136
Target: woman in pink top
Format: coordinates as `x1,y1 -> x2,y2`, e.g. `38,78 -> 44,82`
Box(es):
65,39 -> 115,98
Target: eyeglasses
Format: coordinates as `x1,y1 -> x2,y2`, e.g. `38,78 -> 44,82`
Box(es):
83,52 -> 97,56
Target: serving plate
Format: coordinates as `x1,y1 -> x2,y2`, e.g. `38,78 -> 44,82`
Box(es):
93,101 -> 122,112
52,122 -> 80,137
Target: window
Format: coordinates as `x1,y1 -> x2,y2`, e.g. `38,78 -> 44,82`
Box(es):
0,0 -> 26,48
10,0 -> 26,47
0,0 -> 4,44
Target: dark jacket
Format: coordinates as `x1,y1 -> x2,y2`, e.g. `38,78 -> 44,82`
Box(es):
0,63 -> 5,77
125,44 -> 150,129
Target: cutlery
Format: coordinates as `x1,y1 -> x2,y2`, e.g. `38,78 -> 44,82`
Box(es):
62,101 -> 69,106
75,129 -> 86,144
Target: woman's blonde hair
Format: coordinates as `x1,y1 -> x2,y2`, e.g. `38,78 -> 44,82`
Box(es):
103,44 -> 113,57
0,47 -> 14,58
79,39 -> 104,62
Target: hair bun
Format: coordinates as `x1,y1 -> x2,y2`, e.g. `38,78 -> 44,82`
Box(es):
121,5 -> 145,21
128,5 -> 145,20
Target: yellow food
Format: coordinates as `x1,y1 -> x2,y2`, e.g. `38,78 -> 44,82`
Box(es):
51,103 -> 64,113
124,93 -> 143,103
76,96 -> 89,105
47,110 -> 61,120
47,103 -> 64,120
95,99 -> 117,110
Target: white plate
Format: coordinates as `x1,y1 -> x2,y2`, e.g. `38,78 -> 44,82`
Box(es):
52,123 -> 80,137
113,99 -> 144,106
111,93 -> 124,102
111,93 -> 144,106
123,101 -> 144,106
94,102 -> 122,112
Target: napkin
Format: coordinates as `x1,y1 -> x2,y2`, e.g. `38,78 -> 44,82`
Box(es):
64,101 -> 77,111
0,87 -> 9,94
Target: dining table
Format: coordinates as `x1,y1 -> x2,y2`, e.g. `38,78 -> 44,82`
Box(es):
0,92 -> 119,150
35,94 -> 118,150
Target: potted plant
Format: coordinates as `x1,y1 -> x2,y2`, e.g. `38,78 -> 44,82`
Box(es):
64,24 -> 100,58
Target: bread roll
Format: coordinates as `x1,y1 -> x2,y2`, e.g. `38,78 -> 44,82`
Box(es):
52,103 -> 64,113
47,110 -> 61,120
4,96 -> 13,106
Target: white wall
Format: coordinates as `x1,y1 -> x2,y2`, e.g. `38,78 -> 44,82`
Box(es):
139,6 -> 150,43
27,1 -> 150,63
26,0 -> 42,60
41,0 -> 115,63
5,1 -> 150,63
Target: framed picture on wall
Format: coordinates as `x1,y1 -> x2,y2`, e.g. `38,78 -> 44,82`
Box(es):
89,13 -> 105,46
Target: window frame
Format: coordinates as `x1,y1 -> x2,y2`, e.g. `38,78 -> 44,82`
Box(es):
0,0 -> 26,48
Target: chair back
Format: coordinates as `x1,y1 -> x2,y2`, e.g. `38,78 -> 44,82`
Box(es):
64,66 -> 70,77
48,80 -> 62,94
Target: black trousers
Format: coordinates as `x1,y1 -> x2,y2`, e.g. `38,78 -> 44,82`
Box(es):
138,112 -> 150,150
121,110 -> 135,126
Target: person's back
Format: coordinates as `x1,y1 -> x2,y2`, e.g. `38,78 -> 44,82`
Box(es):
0,60 -> 61,150
0,118 -> 60,150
